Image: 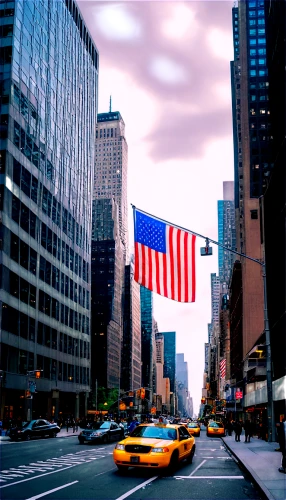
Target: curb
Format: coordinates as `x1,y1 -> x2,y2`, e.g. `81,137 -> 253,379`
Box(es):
222,438 -> 275,500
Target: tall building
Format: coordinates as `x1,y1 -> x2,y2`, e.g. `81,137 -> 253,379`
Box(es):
159,331 -> 176,393
230,0 -> 279,426
263,0 -> 286,421
231,0 -> 268,358
210,273 -> 220,332
121,262 -> 141,393
140,287 -> 154,390
0,0 -> 98,423
94,109 -> 128,260
176,353 -> 189,416
90,108 -> 128,396
217,181 -> 236,286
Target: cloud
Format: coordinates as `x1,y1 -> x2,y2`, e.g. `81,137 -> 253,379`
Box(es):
149,55 -> 187,84
92,3 -> 142,40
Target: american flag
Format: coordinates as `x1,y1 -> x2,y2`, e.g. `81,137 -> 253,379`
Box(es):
133,209 -> 196,302
220,359 -> 226,379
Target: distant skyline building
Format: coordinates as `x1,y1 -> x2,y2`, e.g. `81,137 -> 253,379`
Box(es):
159,331 -> 176,393
94,109 -> 128,260
210,273 -> 220,332
176,353 -> 188,416
217,181 -> 236,286
140,287 -> 154,390
0,0 -> 98,422
121,262 -> 141,392
90,107 -> 128,394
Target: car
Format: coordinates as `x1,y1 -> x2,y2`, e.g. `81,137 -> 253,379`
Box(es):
206,421 -> 225,437
113,423 -> 196,472
78,421 -> 124,444
8,419 -> 60,441
186,422 -> 201,437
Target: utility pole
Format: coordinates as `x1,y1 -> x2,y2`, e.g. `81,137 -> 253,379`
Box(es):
95,379 -> 98,413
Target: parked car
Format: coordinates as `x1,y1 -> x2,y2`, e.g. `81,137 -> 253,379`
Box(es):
78,421 -> 124,444
206,421 -> 225,437
113,422 -> 196,472
9,419 -> 60,441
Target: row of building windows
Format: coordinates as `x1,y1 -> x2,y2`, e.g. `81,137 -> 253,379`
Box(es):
9,345 -> 90,384
10,190 -> 89,283
12,124 -> 88,251
2,303 -> 89,359
96,128 -> 118,139
10,232 -> 89,309
1,266 -> 90,334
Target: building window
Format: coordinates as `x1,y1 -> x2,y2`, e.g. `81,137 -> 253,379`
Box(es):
250,210 -> 258,220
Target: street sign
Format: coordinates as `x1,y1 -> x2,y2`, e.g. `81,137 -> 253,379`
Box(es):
235,391 -> 243,399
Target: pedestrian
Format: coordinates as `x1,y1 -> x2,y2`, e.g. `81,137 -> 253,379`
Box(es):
128,417 -> 139,434
244,419 -> 251,442
75,418 -> 79,432
234,420 -> 242,442
227,421 -> 233,437
66,419 -> 69,432
278,418 -> 286,474
72,418 -> 76,433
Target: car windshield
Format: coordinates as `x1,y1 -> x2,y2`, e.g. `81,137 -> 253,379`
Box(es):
22,421 -> 32,428
188,424 -> 198,428
99,422 -> 111,429
209,422 -> 224,428
130,426 -> 177,440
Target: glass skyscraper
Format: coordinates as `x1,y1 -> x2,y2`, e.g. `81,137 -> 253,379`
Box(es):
0,0 -> 98,422
140,287 -> 154,390
217,181 -> 236,286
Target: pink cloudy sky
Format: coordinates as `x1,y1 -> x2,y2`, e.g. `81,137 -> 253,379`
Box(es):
78,0 -> 234,415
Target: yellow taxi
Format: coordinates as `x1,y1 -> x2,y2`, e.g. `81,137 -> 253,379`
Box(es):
186,422 -> 201,437
113,423 -> 196,472
206,421 -> 225,437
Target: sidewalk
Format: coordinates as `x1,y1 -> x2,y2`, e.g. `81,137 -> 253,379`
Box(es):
0,427 -> 80,441
222,435 -> 286,500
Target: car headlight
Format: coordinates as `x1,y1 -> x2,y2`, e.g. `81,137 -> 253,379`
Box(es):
115,444 -> 125,450
152,447 -> 169,453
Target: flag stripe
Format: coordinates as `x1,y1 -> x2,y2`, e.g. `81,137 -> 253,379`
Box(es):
155,251 -> 160,295
191,234 -> 196,302
134,242 -> 139,283
148,246 -> 152,290
177,230 -> 181,302
184,231 -> 188,302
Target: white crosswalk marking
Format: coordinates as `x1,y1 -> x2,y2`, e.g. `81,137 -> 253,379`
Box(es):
0,448 -> 110,485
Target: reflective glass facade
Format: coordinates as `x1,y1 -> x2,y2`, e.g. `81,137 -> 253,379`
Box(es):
0,0 -> 98,421
140,286 -> 154,389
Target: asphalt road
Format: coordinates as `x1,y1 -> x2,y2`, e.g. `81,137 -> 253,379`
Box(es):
1,432 -> 263,500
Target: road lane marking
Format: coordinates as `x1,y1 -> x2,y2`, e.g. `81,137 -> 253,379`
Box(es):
25,480 -> 78,500
94,468 -> 117,477
175,476 -> 244,479
115,476 -> 158,500
189,459 -> 206,476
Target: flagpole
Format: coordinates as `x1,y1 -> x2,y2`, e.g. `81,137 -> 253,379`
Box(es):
131,204 -> 261,265
131,203 -> 275,442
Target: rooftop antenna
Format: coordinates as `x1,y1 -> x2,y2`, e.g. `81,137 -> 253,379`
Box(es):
109,95 -> 112,113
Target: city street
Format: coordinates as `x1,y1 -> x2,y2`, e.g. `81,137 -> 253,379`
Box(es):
1,433 -> 262,500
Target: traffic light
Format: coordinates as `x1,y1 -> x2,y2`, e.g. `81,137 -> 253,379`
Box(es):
140,388 -> 145,399
35,370 -> 41,379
